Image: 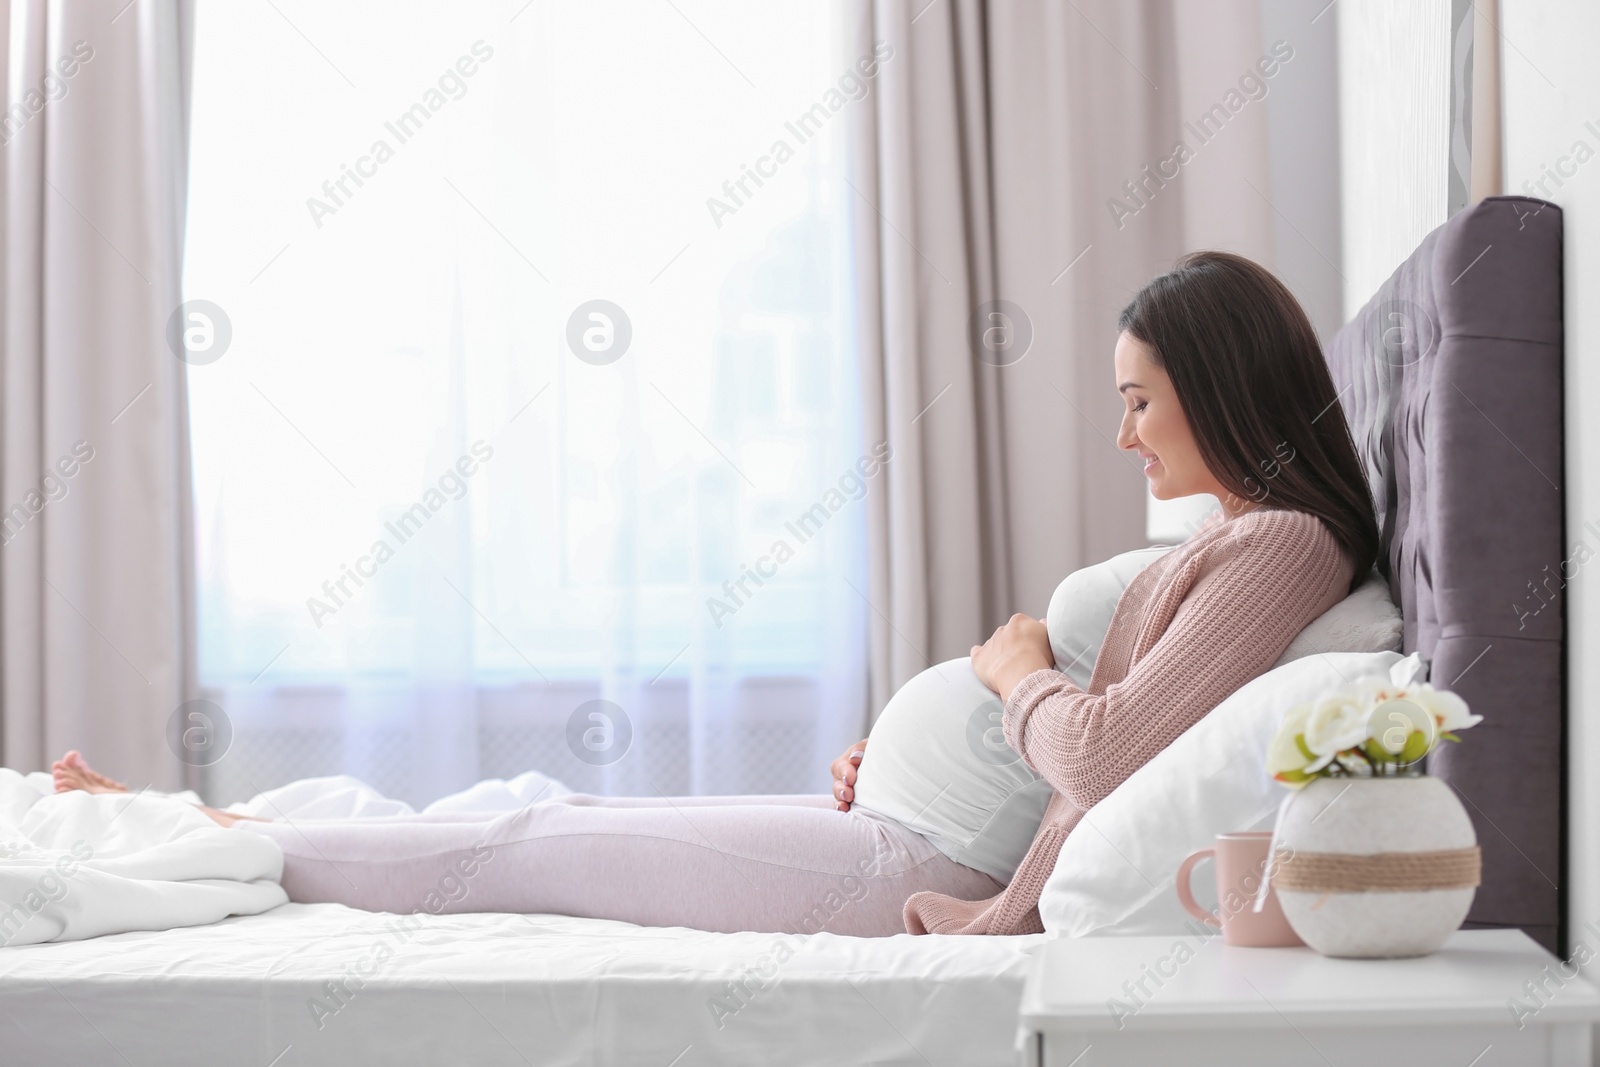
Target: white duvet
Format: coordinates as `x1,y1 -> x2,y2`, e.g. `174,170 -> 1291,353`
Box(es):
0,769 -> 287,947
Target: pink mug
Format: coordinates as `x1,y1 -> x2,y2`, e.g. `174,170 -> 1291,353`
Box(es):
1175,831 -> 1303,947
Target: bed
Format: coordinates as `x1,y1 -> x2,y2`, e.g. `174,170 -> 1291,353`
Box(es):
0,195 -> 1565,1066
0,905 -> 1040,1065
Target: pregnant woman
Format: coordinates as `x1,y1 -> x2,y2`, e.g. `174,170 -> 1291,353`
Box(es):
52,250 -> 1376,937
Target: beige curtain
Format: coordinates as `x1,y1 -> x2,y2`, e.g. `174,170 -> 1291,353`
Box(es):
847,0 -> 1292,716
0,0 -> 195,789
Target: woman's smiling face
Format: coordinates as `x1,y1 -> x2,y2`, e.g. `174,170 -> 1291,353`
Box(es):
1114,330 -> 1229,504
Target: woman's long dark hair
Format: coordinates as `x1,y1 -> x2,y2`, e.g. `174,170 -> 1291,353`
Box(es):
1118,250 -> 1379,591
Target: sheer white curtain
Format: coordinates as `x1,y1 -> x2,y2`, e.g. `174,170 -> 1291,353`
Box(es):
184,0 -> 867,807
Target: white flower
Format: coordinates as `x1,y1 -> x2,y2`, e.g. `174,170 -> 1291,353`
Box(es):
1364,696 -> 1434,764
1266,702 -> 1315,785
1347,675 -> 1390,703
1263,662 -> 1480,789
1388,651 -> 1426,689
1301,691 -> 1370,768
1406,685 -> 1482,734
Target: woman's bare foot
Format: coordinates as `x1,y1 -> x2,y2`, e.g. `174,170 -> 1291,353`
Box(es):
48,751 -> 264,828
196,806 -> 269,827
52,750 -> 129,795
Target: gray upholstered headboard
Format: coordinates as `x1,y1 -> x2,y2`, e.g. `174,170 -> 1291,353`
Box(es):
1323,195 -> 1565,953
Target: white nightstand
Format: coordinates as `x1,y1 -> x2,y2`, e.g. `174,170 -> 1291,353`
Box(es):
1016,928 -> 1600,1066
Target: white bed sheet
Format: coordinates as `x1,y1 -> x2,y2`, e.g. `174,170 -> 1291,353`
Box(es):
0,901 -> 1046,1066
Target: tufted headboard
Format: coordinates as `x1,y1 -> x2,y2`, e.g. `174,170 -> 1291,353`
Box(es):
1322,195 -> 1565,953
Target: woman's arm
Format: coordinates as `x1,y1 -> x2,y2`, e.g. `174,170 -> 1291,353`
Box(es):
999,515 -> 1350,812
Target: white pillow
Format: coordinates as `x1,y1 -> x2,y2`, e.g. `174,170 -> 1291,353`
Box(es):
1273,567 -> 1403,666
1038,650 -> 1406,937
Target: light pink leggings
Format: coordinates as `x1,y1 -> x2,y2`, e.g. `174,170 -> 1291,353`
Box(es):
241,793 -> 1004,936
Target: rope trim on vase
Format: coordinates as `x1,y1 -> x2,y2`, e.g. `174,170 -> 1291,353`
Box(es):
1271,846 -> 1481,893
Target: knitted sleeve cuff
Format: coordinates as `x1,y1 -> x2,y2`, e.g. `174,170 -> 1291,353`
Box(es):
1002,667 -> 1073,760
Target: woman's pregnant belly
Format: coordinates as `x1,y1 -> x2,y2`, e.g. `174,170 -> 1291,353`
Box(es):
850,544 -> 1173,884
848,656 -> 1054,885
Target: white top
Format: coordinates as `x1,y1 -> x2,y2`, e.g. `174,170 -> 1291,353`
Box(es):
850,546 -> 1171,883
1020,929 -> 1600,1033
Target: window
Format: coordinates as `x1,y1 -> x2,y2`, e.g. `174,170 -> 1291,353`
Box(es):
183,0 -> 866,805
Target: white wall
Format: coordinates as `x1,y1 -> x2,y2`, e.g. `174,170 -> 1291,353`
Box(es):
1261,0 -> 1345,341
1500,0 -> 1600,963
1336,0 -> 1453,317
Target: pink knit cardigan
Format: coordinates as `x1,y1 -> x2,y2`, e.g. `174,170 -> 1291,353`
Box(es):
902,506 -> 1356,935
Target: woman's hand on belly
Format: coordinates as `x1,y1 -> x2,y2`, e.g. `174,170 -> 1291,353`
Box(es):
830,738 -> 869,811
971,613 -> 1054,703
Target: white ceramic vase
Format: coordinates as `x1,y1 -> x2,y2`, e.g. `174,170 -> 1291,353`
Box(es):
1271,775 -> 1479,958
